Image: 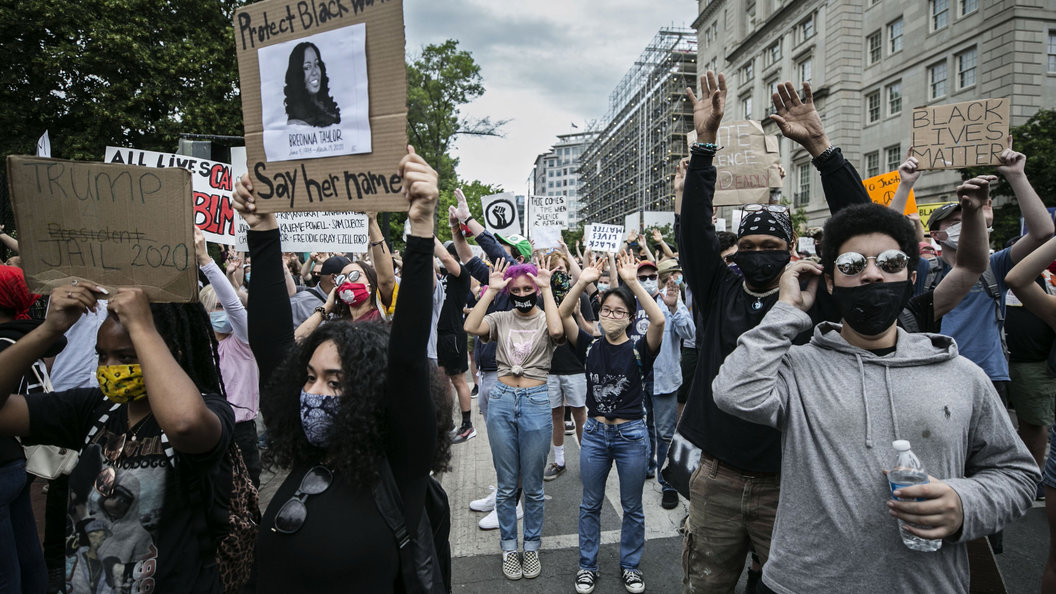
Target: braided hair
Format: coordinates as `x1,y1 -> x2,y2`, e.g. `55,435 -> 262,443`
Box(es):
148,302 -> 226,399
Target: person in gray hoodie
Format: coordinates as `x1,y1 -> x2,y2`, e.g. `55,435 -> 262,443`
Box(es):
713,202 -> 1039,593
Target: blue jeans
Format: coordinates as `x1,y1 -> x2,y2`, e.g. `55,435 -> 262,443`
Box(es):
652,392 -> 678,493
644,378 -> 657,475
486,382 -> 552,552
578,418 -> 649,572
0,459 -> 47,594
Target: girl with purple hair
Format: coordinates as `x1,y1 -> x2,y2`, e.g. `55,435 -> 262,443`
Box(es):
464,257 -> 565,581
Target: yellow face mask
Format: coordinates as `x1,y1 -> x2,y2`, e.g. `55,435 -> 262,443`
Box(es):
96,364 -> 147,404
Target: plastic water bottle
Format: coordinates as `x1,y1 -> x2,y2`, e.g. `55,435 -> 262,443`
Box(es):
888,440 -> 942,552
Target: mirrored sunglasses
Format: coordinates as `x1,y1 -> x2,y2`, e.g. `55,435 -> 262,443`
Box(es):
834,249 -> 909,276
333,270 -> 361,286
743,204 -> 789,214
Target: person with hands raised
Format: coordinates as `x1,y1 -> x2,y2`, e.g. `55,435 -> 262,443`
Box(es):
0,277 -> 236,594
238,146 -> 455,592
557,253 -> 662,594
464,254 -> 564,581
713,199 -> 1038,594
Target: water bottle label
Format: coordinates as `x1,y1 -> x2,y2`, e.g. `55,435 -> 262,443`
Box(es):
889,479 -> 928,502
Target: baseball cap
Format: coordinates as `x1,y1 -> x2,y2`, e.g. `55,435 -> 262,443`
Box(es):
320,255 -> 351,275
495,233 -> 532,259
927,203 -> 961,231
637,260 -> 658,272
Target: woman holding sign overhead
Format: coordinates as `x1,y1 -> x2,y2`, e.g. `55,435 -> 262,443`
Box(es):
0,283 -> 235,594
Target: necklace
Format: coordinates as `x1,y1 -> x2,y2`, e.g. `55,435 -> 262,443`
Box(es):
742,282 -> 780,311
127,411 -> 155,441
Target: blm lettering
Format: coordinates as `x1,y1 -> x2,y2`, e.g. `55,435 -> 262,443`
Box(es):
910,98 -> 1009,170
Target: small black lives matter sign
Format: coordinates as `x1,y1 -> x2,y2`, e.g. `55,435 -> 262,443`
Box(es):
910,98 -> 1009,170
234,0 -> 408,213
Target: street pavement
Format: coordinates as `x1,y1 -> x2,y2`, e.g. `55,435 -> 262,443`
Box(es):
255,393 -> 1050,593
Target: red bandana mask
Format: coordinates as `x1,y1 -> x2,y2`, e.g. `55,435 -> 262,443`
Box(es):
337,282 -> 370,307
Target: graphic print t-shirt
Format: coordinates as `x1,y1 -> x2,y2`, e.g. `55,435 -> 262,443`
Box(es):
24,388 -> 234,594
574,328 -> 656,420
483,309 -> 559,381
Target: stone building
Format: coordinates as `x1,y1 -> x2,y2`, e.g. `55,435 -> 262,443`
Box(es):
532,131 -> 598,226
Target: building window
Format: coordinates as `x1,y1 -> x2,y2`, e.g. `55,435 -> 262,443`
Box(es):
705,24 -> 714,47
548,170 -> 554,177
888,18 -> 903,53
766,40 -> 782,66
957,47 -> 976,89
866,90 -> 881,124
742,96 -> 753,119
1050,31 -> 1056,73
795,163 -> 811,206
886,80 -> 902,115
867,31 -> 882,64
741,60 -> 754,83
765,79 -> 780,115
885,144 -> 902,171
960,0 -> 977,15
865,151 -> 880,178
797,14 -> 815,44
929,61 -> 947,99
548,181 -> 554,188
931,0 -> 949,31
798,57 -> 812,84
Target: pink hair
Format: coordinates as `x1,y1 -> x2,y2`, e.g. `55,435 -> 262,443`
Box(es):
502,263 -> 538,293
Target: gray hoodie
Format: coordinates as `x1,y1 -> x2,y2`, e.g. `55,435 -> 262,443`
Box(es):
713,301 -> 1039,594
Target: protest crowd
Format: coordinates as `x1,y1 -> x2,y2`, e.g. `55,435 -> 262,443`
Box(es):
0,8 -> 1051,592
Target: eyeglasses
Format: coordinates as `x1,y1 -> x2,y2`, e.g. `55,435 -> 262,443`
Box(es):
333,270 -> 361,286
600,307 -> 630,319
94,433 -> 127,497
272,465 -> 333,534
834,250 -> 909,276
743,204 -> 789,214
637,274 -> 658,281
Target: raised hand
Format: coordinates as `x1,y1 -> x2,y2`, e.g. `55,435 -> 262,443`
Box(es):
898,147 -> 921,186
617,252 -> 640,284
995,135 -> 1026,178
778,261 -> 822,312
232,174 -> 277,231
452,188 -> 472,222
399,146 -> 439,226
43,282 -> 106,335
529,255 -> 553,288
579,258 -> 605,285
769,81 -> 830,157
957,175 -> 997,212
651,228 -> 664,243
107,288 -> 156,335
661,277 -> 679,308
488,260 -> 511,292
193,227 -> 211,267
686,71 -> 727,143
448,205 -> 461,229
225,256 -> 243,277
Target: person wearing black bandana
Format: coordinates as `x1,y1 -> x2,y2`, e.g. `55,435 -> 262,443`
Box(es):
675,71 -> 873,591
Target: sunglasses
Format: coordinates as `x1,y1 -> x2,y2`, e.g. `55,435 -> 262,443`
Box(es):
94,434 -> 127,497
333,270 -> 361,286
834,250 -> 909,276
743,204 -> 789,214
272,465 -> 333,534
637,274 -> 658,281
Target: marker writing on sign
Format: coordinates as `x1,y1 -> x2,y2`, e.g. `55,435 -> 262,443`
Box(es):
253,161 -> 402,208
20,162 -> 163,205
237,0 -> 391,50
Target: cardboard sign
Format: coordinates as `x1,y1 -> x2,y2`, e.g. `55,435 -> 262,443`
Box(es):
917,201 -> 957,229
910,98 -> 1009,170
480,192 -> 520,236
624,212 -> 641,235
689,121 -> 782,206
527,195 -> 568,230
530,226 -> 562,250
797,237 -> 816,255
7,156 -> 198,302
235,211 -> 369,253
234,0 -> 407,213
863,170 -> 917,215
643,211 -> 674,230
585,224 -> 624,253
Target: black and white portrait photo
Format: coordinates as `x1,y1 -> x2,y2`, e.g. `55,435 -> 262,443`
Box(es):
258,23 -> 371,162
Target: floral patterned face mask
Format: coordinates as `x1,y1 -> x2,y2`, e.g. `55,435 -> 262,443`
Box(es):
96,364 -> 147,404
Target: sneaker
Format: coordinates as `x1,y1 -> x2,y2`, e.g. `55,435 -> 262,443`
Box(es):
521,550 -> 541,579
502,551 -> 522,580
543,462 -> 566,481
470,486 -> 496,512
471,384 -> 479,397
575,569 -> 598,593
661,489 -> 679,510
1038,482 -> 1047,501
451,424 -> 477,444
622,568 -> 645,593
564,420 -> 575,435
478,502 -> 523,530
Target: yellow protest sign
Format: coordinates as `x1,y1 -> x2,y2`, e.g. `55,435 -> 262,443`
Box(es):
917,201 -> 957,229
863,170 -> 916,215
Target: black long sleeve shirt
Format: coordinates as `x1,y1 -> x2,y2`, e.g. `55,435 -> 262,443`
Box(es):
676,148 -> 869,473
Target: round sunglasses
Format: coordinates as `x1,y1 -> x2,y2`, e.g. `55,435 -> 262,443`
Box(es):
834,249 -> 909,276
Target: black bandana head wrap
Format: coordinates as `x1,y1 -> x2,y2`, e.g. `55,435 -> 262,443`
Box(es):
738,209 -> 793,244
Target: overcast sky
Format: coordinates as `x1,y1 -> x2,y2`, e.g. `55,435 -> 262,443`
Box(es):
404,0 -> 693,195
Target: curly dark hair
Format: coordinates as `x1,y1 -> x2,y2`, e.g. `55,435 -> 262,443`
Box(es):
260,320 -> 452,485
821,203 -> 920,278
284,42 -> 341,127
148,302 -> 226,399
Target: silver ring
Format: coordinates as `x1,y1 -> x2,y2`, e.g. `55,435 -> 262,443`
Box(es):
71,279 -> 78,286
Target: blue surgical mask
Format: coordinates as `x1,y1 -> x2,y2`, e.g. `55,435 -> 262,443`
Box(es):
244,271 -> 251,284
674,276 -> 683,286
640,279 -> 659,295
209,310 -> 233,334
596,282 -> 609,292
300,390 -> 340,448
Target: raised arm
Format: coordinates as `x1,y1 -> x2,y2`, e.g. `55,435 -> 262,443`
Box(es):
770,81 -> 870,213
464,261 -> 510,337
617,253 -> 665,353
367,213 -> 397,309
1000,138 -> 1055,264
932,176 -> 993,318
559,259 -> 604,348
434,237 -> 463,278
196,228 -> 249,344
448,206 -> 476,265
888,149 -> 920,216
528,256 -> 566,343
652,228 -> 676,259
1006,235 -> 1056,329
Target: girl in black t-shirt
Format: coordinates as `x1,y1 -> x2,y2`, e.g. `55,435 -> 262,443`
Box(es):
557,254 -> 664,594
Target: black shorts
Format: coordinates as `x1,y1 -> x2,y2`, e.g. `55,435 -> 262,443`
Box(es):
677,346 -> 697,405
437,333 -> 469,375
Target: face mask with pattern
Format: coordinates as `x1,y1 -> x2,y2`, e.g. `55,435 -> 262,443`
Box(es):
97,364 -> 148,404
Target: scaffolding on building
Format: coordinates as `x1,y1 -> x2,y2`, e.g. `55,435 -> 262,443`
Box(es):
580,28 -> 697,227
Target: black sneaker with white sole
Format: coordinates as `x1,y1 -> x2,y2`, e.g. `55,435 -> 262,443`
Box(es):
575,569 -> 597,593
622,568 -> 645,593
452,424 -> 477,444
543,462 -> 566,481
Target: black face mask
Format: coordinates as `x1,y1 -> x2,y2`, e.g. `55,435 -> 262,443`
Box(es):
511,292 -> 539,313
732,250 -> 791,288
831,280 -> 913,337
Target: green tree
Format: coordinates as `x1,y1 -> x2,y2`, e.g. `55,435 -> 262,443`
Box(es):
962,109 -> 1056,248
434,179 -> 502,242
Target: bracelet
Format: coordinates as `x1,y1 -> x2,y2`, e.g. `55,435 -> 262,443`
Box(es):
811,145 -> 838,168
691,142 -> 722,157
370,239 -> 386,248
313,305 -> 329,319
464,215 -> 476,224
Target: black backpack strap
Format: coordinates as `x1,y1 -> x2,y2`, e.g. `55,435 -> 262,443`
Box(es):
897,307 -> 920,334
373,459 -> 422,594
